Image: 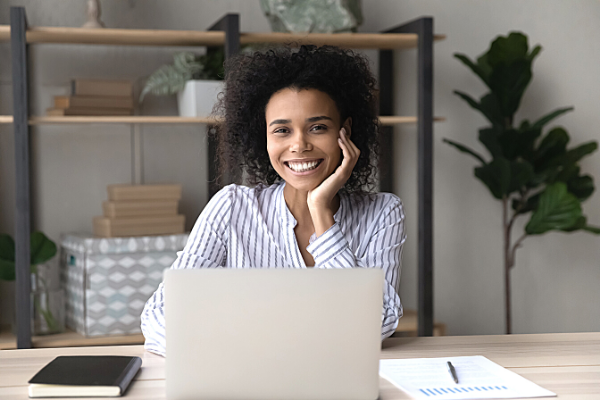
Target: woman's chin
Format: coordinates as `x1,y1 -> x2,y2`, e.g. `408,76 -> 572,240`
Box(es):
281,172 -> 325,192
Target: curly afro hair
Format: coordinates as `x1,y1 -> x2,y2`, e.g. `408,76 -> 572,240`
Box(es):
213,45 -> 380,193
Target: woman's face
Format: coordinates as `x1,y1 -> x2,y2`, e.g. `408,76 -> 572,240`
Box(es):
265,88 -> 350,192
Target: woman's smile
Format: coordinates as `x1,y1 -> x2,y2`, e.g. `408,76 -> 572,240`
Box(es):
284,158 -> 324,174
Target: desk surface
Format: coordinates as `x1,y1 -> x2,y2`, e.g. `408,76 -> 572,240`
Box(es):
1,332 -> 598,399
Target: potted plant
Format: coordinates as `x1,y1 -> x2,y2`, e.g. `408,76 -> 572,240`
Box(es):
0,232 -> 64,335
139,49 -> 225,117
444,32 -> 600,334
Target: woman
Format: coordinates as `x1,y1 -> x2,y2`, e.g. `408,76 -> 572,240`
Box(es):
141,45 -> 406,357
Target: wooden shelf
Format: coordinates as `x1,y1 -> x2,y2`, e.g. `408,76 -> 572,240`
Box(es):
0,25 -> 445,49
0,115 -> 445,125
0,327 -> 144,350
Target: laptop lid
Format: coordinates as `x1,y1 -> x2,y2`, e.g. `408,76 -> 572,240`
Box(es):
165,268 -> 383,400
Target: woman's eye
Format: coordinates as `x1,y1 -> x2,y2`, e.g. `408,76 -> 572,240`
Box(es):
273,128 -> 289,135
310,125 -> 327,132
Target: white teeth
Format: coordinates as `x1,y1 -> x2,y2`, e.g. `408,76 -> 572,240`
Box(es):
287,160 -> 320,172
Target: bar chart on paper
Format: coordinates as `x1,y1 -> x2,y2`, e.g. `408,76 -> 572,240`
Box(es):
379,356 -> 556,399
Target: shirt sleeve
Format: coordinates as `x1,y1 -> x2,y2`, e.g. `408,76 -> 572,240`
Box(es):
306,195 -> 406,340
140,185 -> 234,357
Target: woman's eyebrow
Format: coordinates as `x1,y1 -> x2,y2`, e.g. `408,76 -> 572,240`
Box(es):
268,116 -> 332,126
306,116 -> 332,123
269,119 -> 290,126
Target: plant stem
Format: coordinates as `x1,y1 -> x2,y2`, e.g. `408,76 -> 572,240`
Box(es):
502,196 -> 512,334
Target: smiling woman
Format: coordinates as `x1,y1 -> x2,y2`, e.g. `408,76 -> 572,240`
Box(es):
141,45 -> 406,357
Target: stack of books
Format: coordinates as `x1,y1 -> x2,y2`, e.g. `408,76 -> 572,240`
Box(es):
47,79 -> 134,116
93,184 -> 185,238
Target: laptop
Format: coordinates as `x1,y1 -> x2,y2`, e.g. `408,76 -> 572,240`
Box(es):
164,268 -> 383,400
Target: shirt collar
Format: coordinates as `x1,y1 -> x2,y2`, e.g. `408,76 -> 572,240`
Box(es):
276,181 -> 344,227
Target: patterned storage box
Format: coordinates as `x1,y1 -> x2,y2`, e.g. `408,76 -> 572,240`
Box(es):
60,233 -> 188,337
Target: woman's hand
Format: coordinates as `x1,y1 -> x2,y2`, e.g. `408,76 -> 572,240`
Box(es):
307,127 -> 360,235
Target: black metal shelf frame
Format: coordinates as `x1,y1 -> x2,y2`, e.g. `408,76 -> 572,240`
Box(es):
9,6 -> 435,348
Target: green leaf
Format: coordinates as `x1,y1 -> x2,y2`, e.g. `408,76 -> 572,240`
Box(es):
479,127 -> 503,158
454,53 -> 490,85
567,174 -> 594,201
583,225 -> 600,234
552,164 -> 579,183
560,217 -> 600,235
531,107 -> 573,130
496,127 -> 540,161
525,182 -> 583,235
526,45 -> 542,62
443,138 -> 486,164
488,59 -> 533,117
474,157 -> 511,199
454,91 -> 504,127
30,232 -> 57,266
487,32 -> 529,67
560,215 -> 587,232
534,127 -> 569,169
454,90 -> 481,111
476,52 -> 493,80
556,141 -> 598,165
478,93 -> 505,127
0,259 -> 15,281
508,160 -> 535,193
0,233 -> 15,262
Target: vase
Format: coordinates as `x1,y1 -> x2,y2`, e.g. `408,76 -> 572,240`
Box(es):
31,288 -> 65,335
177,80 -> 224,118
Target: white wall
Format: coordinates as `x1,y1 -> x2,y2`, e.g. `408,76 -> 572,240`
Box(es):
1,0 -> 599,335
360,0 -> 600,335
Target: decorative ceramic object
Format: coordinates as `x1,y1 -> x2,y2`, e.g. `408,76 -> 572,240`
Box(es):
82,0 -> 105,29
260,0 -> 363,33
177,80 -> 224,117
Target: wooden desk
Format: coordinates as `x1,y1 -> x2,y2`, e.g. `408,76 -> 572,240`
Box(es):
1,332 -> 598,399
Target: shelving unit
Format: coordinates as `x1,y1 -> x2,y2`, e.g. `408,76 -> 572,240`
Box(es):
4,7 -> 443,348
0,115 -> 445,125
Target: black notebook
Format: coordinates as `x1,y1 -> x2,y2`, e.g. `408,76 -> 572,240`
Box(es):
28,355 -> 142,398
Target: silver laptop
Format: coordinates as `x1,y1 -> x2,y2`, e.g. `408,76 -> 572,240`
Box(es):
165,268 -> 383,400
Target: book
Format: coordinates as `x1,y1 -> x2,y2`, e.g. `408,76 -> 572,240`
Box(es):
107,184 -> 183,201
93,215 -> 185,237
46,107 -> 133,116
103,199 -> 179,218
28,355 -> 142,398
54,95 -> 134,109
72,79 -> 133,97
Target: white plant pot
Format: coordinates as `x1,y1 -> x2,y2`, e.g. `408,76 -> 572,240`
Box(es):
177,80 -> 224,117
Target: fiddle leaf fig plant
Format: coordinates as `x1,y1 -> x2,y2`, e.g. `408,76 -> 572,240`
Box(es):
444,32 -> 600,334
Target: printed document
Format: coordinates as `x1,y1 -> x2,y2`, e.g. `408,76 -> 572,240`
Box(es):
379,355 -> 556,399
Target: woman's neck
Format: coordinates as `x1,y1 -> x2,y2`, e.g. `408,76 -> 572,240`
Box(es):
283,183 -> 339,227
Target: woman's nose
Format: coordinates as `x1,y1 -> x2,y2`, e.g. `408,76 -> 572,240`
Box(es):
289,132 -> 312,152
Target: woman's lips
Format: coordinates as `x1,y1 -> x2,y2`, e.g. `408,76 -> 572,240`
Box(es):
284,159 -> 324,175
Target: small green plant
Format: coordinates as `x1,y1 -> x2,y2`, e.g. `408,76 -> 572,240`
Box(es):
0,231 -> 60,332
445,32 -> 600,334
139,49 -> 225,102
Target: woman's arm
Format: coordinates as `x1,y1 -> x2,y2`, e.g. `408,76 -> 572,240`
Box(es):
306,194 -> 406,339
140,186 -> 234,356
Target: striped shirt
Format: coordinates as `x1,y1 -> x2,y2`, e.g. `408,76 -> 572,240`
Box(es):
141,181 -> 406,356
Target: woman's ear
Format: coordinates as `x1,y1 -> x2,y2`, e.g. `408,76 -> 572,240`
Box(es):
343,117 -> 352,137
